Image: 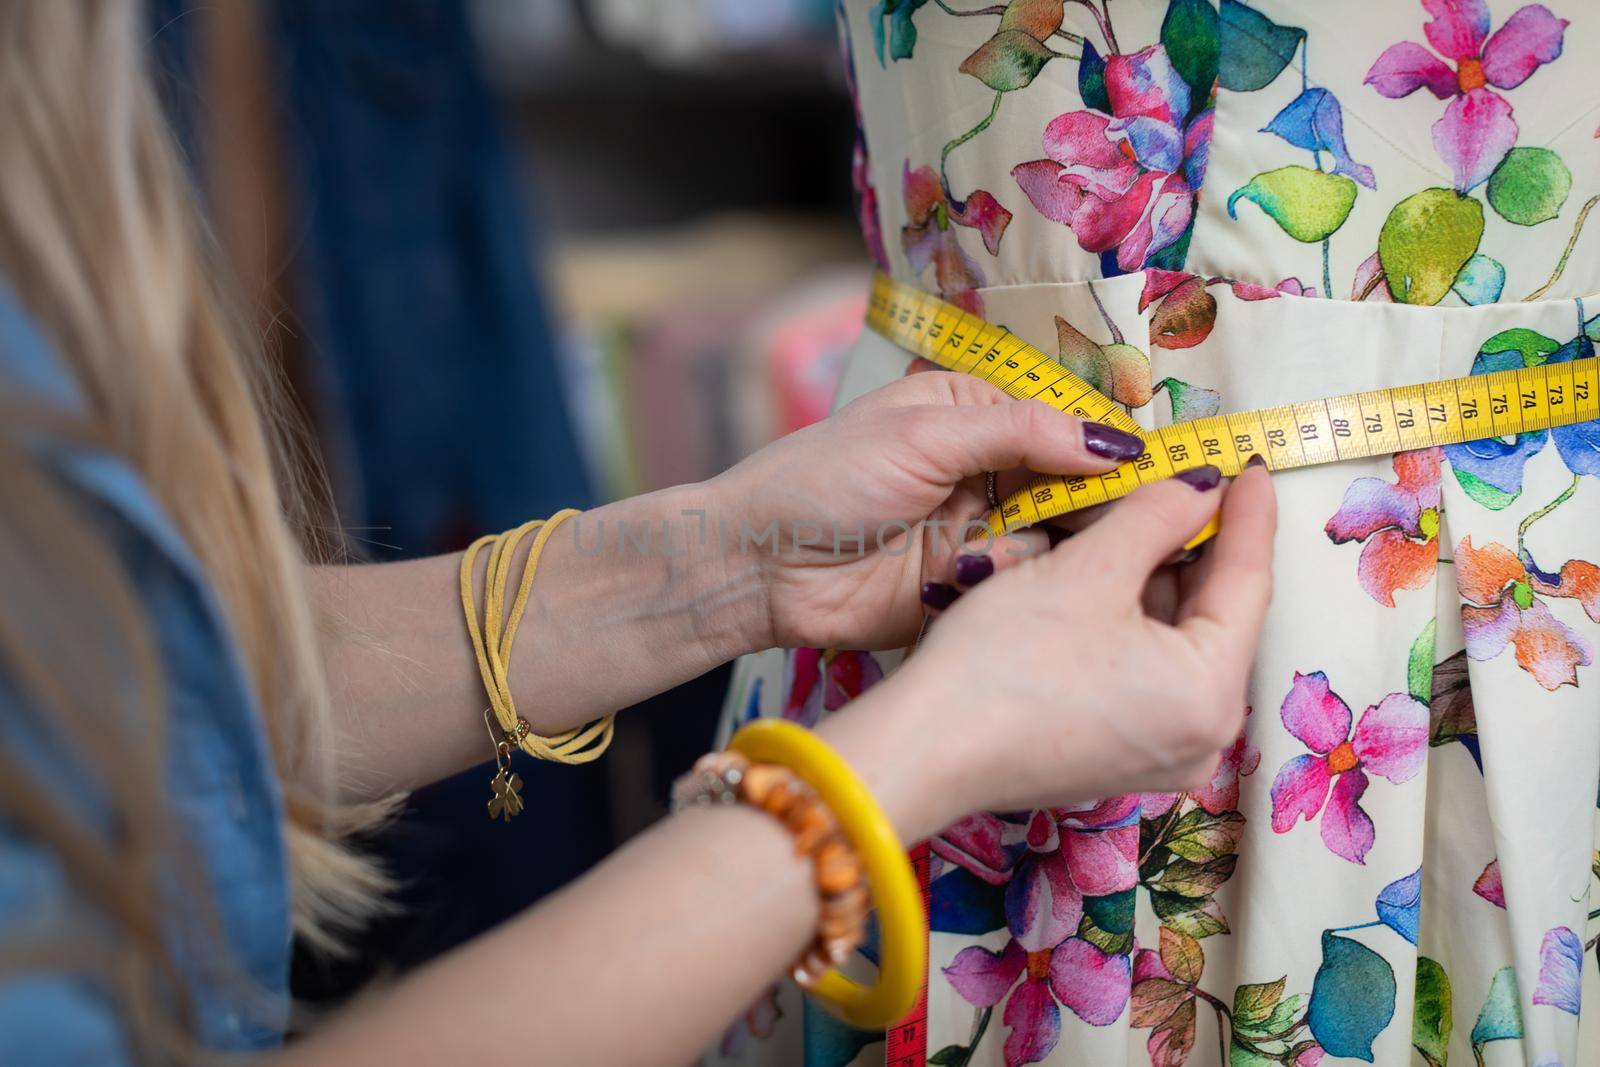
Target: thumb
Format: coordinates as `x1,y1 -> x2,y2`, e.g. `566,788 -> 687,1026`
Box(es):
899,399 -> 1145,484
1061,466 -> 1226,591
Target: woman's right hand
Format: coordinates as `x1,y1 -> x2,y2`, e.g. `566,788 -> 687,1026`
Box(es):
817,461 -> 1276,843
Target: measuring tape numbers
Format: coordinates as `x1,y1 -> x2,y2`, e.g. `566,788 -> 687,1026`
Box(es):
866,270 -> 1599,1067
867,271 -> 1600,539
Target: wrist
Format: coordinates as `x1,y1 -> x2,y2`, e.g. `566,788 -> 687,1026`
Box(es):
669,476 -> 776,660
501,485 -> 771,731
594,481 -> 771,665
812,669 -> 964,845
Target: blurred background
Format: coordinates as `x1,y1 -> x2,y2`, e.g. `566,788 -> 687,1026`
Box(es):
148,0 -> 870,1002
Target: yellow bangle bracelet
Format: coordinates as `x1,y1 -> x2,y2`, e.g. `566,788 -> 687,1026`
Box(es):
727,719 -> 924,1031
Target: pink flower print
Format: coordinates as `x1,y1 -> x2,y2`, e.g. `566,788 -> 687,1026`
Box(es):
1352,252 -> 1395,302
1456,536 -> 1597,690
1005,808 -> 1138,951
1012,45 -> 1209,272
1141,707 -> 1260,820
933,797 -> 1141,888
781,648 -> 884,727
938,803 -> 1139,1060
1269,672 -> 1429,864
1474,858 -> 1507,907
1365,1 -> 1568,190
1325,448 -> 1443,607
1229,276 -> 1318,300
1197,714 -> 1262,814
936,810 -> 1015,885
945,936 -> 1132,1066
902,162 -> 1011,314
1532,926 -> 1583,1014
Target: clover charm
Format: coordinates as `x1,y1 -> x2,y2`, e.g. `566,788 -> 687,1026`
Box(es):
487,768 -> 524,821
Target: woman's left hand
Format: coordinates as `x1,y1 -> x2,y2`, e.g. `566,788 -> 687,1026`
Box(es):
709,370 -> 1146,651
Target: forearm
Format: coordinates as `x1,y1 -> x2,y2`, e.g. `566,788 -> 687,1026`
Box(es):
278,803 -> 810,1067
273,697 -> 940,1067
316,481 -> 771,797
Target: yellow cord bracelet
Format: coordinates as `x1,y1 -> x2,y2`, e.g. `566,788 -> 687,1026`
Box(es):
461,508 -> 614,767
728,719 -> 924,1030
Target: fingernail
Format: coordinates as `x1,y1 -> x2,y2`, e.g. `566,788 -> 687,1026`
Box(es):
1245,453 -> 1267,469
921,582 -> 959,610
1083,422 -> 1146,461
1174,465 -> 1222,491
954,553 -> 994,585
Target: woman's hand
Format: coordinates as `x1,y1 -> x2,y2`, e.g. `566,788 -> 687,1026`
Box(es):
709,370 -> 1148,652
815,463 -> 1277,843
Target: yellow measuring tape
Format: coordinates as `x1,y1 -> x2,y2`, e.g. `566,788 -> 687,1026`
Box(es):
867,271 -> 1600,544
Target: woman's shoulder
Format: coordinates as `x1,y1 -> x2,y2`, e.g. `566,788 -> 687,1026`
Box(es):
0,282 -> 293,1053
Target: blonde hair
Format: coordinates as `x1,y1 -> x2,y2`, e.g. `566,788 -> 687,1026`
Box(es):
0,0 -> 390,1053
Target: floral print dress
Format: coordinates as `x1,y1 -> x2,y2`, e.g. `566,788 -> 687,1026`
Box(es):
711,2 -> 1600,1065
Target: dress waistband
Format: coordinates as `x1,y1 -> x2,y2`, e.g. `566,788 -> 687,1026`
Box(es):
926,274 -> 1599,433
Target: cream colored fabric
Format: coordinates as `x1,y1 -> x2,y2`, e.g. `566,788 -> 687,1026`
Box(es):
711,2 -> 1600,1064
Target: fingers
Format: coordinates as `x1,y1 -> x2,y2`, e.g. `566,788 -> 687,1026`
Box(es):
881,374 -> 1147,484
921,529 -> 1050,618
956,529 -> 1049,588
1176,461 -> 1278,647
1058,465 -> 1227,590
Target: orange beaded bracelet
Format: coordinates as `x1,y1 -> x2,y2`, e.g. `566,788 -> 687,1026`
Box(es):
671,750 -> 870,982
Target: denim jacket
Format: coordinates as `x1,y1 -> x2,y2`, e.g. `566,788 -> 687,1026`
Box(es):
0,286 -> 291,1063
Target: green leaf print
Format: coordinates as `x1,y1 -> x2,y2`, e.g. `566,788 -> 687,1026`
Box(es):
1160,0 -> 1220,118
868,0 -> 929,64
1084,887 -> 1136,935
1152,855 -> 1238,898
1470,965 -> 1523,1049
1408,619 -> 1437,704
959,30 -> 1054,91
1231,977 -> 1287,1030
1078,38 -> 1110,112
1218,0 -> 1304,91
1163,808 -> 1246,863
1487,147 -> 1572,227
1412,956 -> 1452,1067
1454,468 -> 1520,511
1158,377 -> 1223,422
1256,992 -> 1308,1038
1149,891 -> 1230,938
1481,326 -> 1562,367
1228,167 -> 1358,243
1377,188 -> 1484,306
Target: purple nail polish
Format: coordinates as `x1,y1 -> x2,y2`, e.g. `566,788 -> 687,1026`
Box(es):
954,553 -> 994,586
1083,422 -> 1146,461
1246,453 -> 1267,469
1174,465 -> 1222,491
921,582 -> 959,610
